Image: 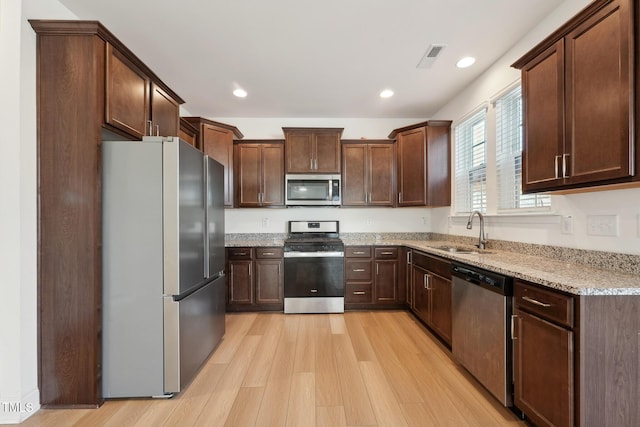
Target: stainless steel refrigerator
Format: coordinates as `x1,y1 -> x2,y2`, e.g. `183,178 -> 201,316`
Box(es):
102,136 -> 225,398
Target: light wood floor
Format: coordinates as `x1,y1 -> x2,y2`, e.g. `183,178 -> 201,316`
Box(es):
17,311 -> 527,426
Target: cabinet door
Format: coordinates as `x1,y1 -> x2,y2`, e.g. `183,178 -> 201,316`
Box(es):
521,40 -> 565,192
342,144 -> 368,206
255,259 -> 283,305
426,125 -> 451,206
411,265 -> 429,323
235,144 -> 261,207
374,260 -> 397,303
202,125 -> 234,207
105,43 -> 150,139
314,132 -> 341,173
286,133 -> 314,173
514,309 -> 574,427
565,0 -> 632,185
260,144 -> 285,206
150,84 -> 179,137
397,128 -> 426,206
369,144 -> 395,206
229,260 -> 253,305
429,275 -> 452,344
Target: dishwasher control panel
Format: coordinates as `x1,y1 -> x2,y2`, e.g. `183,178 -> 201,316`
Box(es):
452,263 -> 513,295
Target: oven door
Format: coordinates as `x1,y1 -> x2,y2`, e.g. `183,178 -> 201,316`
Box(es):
283,251 -> 344,313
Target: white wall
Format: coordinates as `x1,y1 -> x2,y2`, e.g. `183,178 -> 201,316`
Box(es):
226,207 -> 430,234
431,0 -> 640,255
0,0 -> 76,423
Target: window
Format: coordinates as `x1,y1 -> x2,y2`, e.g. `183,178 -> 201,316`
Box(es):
455,108 -> 487,213
495,85 -> 550,210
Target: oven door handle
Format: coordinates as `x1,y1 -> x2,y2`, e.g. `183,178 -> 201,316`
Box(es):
284,251 -> 345,258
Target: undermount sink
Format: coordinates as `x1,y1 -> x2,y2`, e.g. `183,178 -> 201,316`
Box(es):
433,245 -> 494,255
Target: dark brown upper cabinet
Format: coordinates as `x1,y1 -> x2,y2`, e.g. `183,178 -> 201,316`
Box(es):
341,140 -> 395,207
283,128 -> 343,173
105,43 -> 181,139
182,118 -> 243,207
388,121 -> 452,207
234,141 -> 285,207
513,0 -> 638,193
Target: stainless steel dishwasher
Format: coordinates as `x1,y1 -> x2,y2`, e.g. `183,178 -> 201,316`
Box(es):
451,262 -> 514,407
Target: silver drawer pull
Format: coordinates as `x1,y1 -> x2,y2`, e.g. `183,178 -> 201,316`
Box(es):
310,289 -> 318,293
234,252 -> 247,256
353,268 -> 366,272
353,291 -> 366,295
353,251 -> 366,255
522,296 -> 552,307
380,251 -> 393,255
262,252 -> 275,255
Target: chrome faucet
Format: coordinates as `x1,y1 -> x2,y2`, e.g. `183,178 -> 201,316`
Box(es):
466,210 -> 488,250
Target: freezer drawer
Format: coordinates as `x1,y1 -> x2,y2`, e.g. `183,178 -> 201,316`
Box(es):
164,276 -> 226,393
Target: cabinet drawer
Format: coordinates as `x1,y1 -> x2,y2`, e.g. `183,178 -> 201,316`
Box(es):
255,247 -> 283,259
345,282 -> 373,303
346,246 -> 372,258
412,251 -> 451,279
515,280 -> 574,328
227,247 -> 253,260
374,247 -> 399,259
345,260 -> 372,281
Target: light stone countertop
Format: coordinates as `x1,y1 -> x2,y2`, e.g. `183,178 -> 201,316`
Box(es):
225,234 -> 640,296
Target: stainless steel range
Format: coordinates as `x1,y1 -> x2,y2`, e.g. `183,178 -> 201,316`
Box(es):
283,220 -> 345,313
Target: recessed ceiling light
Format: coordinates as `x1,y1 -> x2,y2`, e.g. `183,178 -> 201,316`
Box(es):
456,56 -> 476,68
379,89 -> 394,98
233,88 -> 247,98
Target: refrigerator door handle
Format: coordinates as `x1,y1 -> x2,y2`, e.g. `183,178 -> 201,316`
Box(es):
163,297 -> 180,394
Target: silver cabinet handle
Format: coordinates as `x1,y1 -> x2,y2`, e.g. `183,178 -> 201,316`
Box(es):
511,315 -> 518,340
310,158 -> 314,170
353,291 -> 366,295
399,192 -> 403,203
376,264 -> 379,275
423,274 -> 428,289
234,252 -> 247,256
353,268 -> 366,272
522,296 -> 552,307
154,124 -> 160,136
562,153 -> 569,178
407,251 -> 412,265
310,289 -> 318,293
147,120 -> 153,136
380,251 -> 393,255
248,263 -> 251,276
554,155 -> 561,179
353,251 -> 366,255
426,274 -> 431,290
262,252 -> 275,256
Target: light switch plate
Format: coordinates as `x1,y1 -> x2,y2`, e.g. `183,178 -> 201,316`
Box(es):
561,216 -> 573,234
586,215 -> 619,237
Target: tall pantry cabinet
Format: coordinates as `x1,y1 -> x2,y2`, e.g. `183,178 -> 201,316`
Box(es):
30,20 -> 184,407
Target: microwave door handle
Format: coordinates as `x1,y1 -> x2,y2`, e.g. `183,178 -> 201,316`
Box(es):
328,179 -> 333,201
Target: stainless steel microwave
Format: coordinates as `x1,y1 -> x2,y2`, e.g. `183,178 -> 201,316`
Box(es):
285,174 -> 341,206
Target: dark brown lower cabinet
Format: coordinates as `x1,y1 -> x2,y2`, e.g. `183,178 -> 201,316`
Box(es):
514,309 -> 574,427
345,246 -> 402,309
409,251 -> 452,345
226,247 -> 283,311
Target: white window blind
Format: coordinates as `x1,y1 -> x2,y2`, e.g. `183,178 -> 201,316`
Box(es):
455,108 -> 487,213
495,85 -> 550,210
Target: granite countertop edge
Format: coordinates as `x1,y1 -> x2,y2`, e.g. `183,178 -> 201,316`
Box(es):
226,235 -> 640,296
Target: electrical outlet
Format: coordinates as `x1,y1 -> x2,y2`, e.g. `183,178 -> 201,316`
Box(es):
366,219 -> 374,226
261,217 -> 269,228
586,215 -> 618,237
561,215 -> 573,234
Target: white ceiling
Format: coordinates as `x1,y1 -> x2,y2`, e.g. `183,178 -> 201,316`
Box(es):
58,0 -> 565,119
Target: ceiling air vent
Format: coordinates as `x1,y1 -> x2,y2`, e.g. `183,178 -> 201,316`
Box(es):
416,44 -> 447,69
